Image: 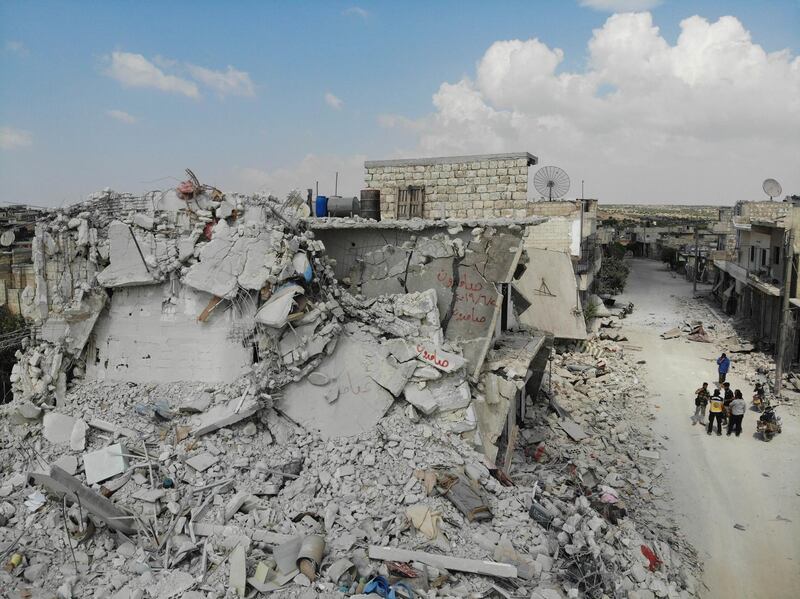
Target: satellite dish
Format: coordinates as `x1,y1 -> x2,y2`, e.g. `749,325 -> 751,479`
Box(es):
763,178 -> 782,200
533,166 -> 570,201
0,231 -> 15,247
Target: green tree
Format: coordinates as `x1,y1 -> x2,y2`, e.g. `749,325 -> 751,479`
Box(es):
596,256 -> 630,295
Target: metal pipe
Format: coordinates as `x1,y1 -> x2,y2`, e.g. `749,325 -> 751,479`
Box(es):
693,227 -> 699,295
774,230 -> 793,397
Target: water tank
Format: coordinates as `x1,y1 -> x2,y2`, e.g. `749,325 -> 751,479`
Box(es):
360,189 -> 381,221
314,195 -> 328,217
326,196 -> 360,217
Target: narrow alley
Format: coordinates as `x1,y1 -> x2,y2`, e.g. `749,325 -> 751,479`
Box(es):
618,259 -> 800,599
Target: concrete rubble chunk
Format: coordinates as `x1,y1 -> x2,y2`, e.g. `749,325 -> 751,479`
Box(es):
96,221 -> 158,288
278,330 -> 396,439
368,545 -> 517,578
43,412 -> 77,445
70,418 -> 87,451
83,443 -> 128,485
192,396 -> 260,437
229,544 -> 247,598
185,452 -> 218,472
28,465 -> 137,535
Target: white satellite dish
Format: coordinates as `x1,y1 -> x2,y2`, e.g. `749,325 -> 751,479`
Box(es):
0,231 -> 15,247
763,178 -> 782,200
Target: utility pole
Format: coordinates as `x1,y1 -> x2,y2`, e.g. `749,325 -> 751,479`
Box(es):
693,226 -> 700,295
774,230 -> 794,397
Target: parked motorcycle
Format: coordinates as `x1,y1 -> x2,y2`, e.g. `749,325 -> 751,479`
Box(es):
757,405 -> 782,441
618,302 -> 635,319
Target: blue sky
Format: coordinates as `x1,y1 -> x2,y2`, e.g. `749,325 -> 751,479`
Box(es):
1,0 -> 799,206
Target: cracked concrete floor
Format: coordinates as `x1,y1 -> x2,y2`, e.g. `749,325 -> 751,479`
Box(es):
618,259 -> 800,599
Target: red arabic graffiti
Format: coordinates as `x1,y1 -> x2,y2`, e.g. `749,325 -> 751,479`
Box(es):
452,306 -> 488,323
456,290 -> 497,307
415,344 -> 450,369
436,270 -> 483,292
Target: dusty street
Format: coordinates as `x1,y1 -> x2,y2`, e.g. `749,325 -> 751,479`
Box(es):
618,259 -> 800,599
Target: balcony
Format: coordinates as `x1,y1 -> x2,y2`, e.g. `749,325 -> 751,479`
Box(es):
576,234 -> 598,274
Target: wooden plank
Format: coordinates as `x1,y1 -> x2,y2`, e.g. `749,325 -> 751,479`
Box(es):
368,545 -> 518,578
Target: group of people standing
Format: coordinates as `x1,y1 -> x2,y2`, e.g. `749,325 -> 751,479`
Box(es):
691,353 -> 747,436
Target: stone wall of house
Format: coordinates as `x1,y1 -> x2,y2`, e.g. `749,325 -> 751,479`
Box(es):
364,153 -> 537,219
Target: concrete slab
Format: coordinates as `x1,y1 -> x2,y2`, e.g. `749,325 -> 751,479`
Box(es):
43,412 -> 76,446
513,248 -> 587,340
83,443 -> 128,485
229,544 -> 247,598
85,282 -> 253,384
185,452 -> 219,472
183,222 -> 279,299
96,221 -> 158,288
191,396 -> 260,437
277,330 -> 396,439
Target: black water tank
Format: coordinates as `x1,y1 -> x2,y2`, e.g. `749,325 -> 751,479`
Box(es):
326,196 -> 359,217
360,189 -> 380,221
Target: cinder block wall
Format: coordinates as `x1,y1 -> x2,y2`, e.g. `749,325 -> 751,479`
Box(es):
364,153 -> 537,219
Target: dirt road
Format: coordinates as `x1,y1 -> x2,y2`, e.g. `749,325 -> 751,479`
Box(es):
617,259 -> 800,599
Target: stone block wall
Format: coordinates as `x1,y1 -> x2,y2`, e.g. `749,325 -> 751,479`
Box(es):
364,153 -> 537,219
524,218 -> 573,254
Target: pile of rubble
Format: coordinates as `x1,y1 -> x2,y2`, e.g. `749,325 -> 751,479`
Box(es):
0,178 -> 701,599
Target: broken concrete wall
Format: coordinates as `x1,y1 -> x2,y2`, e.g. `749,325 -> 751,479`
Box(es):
512,248 -> 587,340
85,281 -> 254,384
322,221 -> 529,378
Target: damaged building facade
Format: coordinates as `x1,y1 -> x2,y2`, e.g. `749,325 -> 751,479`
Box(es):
711,198 -> 800,365
0,171 -> 701,599
362,153 -> 595,339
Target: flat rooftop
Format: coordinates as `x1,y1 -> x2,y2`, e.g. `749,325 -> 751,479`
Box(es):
365,152 -> 538,169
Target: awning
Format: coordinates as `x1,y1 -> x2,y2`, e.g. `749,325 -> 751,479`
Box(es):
714,260 -> 749,283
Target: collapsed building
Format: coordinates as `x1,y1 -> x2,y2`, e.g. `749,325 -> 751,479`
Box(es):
0,173 -> 699,599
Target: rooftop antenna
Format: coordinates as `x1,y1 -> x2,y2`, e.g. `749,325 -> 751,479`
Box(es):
533,166 -> 570,201
763,178 -> 782,201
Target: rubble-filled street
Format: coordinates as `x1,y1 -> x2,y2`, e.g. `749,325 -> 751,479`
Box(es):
618,260 -> 800,599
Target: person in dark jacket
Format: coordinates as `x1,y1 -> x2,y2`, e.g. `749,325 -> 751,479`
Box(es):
722,382 -> 734,424
717,353 -> 731,384
692,382 -> 710,425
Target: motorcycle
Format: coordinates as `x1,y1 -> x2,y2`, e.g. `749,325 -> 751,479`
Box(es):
757,405 -> 782,441
618,302 -> 635,319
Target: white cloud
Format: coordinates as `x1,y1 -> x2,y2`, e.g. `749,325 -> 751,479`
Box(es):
386,13 -> 800,204
231,154 -> 366,198
580,0 -> 662,11
186,64 -> 255,97
0,126 -> 33,150
106,51 -> 199,98
343,6 -> 368,20
5,40 -> 28,55
106,109 -> 137,124
324,92 -> 344,110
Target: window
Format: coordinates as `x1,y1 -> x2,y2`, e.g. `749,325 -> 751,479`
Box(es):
761,248 -> 768,266
396,186 -> 425,219
749,246 -> 755,263
774,246 -> 781,265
